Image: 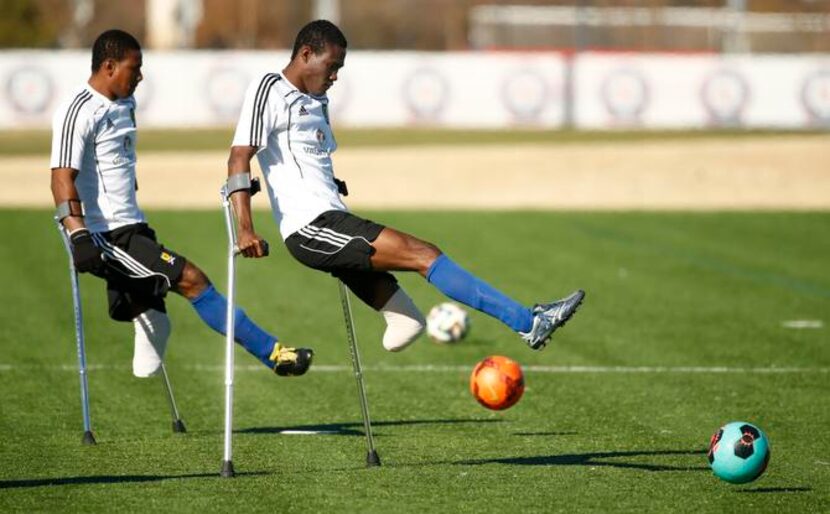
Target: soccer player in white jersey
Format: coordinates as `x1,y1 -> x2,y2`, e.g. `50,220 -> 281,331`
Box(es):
51,29 -> 312,378
226,20 -> 585,352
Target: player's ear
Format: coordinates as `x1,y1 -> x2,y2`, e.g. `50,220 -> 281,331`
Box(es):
300,45 -> 313,63
102,58 -> 117,77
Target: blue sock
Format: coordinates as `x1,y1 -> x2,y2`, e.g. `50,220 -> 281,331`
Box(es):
190,285 -> 276,368
426,254 -> 533,333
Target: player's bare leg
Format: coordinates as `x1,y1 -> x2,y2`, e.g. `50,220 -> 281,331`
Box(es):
369,227 -> 584,350
369,227 -> 440,275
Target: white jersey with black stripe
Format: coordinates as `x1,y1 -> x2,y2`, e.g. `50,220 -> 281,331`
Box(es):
232,72 -> 347,240
50,84 -> 146,233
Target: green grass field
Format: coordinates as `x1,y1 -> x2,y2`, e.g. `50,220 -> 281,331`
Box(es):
0,209 -> 827,512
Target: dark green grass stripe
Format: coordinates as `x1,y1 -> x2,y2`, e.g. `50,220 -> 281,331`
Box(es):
571,219 -> 830,299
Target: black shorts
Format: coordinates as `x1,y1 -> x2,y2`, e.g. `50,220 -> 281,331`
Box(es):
90,223 -> 187,322
285,210 -> 398,309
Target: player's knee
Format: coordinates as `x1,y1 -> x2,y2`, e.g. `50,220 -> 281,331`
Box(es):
381,289 -> 425,352
409,239 -> 441,274
422,241 -> 441,260
132,309 -> 171,377
176,262 -> 211,299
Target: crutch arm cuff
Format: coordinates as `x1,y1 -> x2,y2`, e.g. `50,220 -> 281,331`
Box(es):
56,199 -> 84,221
225,174 -> 261,198
226,173 -> 251,195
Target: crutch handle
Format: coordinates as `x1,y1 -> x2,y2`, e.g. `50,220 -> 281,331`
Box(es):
231,240 -> 269,257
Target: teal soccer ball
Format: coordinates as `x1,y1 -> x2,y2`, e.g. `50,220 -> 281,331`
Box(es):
707,421 -> 770,484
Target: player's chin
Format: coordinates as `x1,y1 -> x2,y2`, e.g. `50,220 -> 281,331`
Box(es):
119,86 -> 137,99
318,82 -> 333,94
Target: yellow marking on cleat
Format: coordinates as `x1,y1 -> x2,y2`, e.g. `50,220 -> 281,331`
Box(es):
268,343 -> 283,363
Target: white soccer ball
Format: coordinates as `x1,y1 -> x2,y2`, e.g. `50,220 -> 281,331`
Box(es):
426,302 -> 470,343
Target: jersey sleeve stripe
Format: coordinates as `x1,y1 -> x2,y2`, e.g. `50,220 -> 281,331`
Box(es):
59,92 -> 85,167
252,74 -> 280,147
250,73 -> 280,147
247,76 -> 270,145
59,91 -> 92,168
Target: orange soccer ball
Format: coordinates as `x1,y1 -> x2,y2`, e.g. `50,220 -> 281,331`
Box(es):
470,355 -> 525,410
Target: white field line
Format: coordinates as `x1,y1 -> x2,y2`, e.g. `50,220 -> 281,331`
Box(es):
781,320 -> 824,329
0,363 -> 827,374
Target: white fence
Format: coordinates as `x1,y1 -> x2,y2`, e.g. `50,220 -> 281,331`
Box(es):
1,50 -> 828,129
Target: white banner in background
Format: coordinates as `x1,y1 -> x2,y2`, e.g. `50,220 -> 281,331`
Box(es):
0,50 -> 827,129
574,53 -> 830,129
0,50 -> 566,129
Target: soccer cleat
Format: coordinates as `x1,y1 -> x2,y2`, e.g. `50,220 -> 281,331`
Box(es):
520,290 -> 585,350
269,343 -> 314,376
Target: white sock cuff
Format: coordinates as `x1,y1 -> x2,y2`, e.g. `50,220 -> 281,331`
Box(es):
381,289 -> 425,352
132,309 -> 171,377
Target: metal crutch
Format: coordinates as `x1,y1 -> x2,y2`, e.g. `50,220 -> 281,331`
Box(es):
219,177 -> 261,478
56,220 -> 96,445
337,281 -> 381,467
160,363 -> 186,433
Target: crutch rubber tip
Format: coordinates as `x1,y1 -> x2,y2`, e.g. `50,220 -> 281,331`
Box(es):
366,450 -> 381,467
220,460 -> 235,478
172,420 -> 187,433
82,431 -> 96,445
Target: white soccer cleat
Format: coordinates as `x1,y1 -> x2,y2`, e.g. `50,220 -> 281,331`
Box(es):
520,290 -> 585,350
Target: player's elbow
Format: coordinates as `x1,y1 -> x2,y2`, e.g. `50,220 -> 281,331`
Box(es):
50,167 -> 77,203
227,146 -> 256,173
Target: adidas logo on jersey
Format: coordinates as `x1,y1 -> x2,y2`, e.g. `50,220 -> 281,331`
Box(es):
298,105 -> 309,116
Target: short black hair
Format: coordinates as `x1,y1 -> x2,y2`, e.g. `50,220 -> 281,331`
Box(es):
291,20 -> 347,60
91,29 -> 141,72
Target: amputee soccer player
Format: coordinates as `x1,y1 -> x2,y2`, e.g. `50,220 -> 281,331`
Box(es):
50,29 -> 312,377
225,20 -> 584,352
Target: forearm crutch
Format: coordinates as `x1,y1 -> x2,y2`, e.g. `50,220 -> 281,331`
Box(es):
56,219 -> 96,446
219,177 -> 261,478
160,363 -> 186,433
337,281 -> 381,467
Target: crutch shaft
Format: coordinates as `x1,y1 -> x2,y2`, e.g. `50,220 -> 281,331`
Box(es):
57,221 -> 96,445
338,281 -> 380,466
220,189 -> 237,477
160,363 -> 186,433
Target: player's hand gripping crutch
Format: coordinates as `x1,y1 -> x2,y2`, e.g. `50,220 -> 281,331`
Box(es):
338,281 -> 381,467
56,219 -> 186,442
219,176 -> 262,478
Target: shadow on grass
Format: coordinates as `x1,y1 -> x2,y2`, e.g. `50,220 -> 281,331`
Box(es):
0,471 -> 267,489
458,449 -> 709,472
735,487 -> 811,493
239,418 -> 503,436
512,431 -> 578,437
